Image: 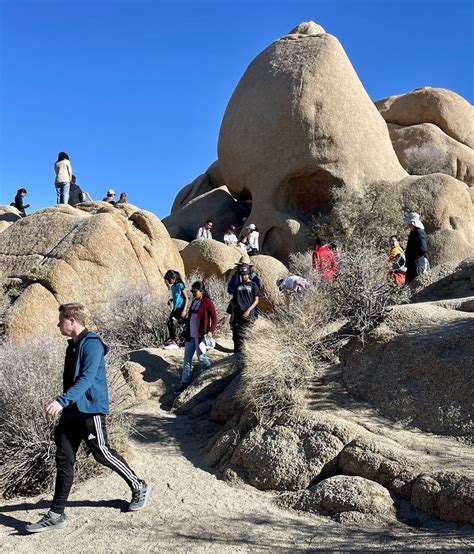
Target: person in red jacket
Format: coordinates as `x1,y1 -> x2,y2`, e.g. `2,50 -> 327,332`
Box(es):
312,236 -> 338,281
175,281 -> 218,393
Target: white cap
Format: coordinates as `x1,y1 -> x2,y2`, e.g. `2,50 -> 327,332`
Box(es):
403,212 -> 424,229
247,223 -> 256,230
107,189 -> 115,196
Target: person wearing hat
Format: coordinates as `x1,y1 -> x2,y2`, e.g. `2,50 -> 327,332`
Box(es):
102,189 -> 116,205
246,223 -> 259,256
403,212 -> 429,285
230,264 -> 260,353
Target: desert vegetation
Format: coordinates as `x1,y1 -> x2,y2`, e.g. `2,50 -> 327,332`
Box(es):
310,181 -> 408,250
239,243 -> 408,422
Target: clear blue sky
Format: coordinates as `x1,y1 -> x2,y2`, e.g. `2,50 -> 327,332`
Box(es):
0,0 -> 472,219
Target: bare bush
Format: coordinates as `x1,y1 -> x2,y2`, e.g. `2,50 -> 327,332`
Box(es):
287,250 -> 314,282
98,285 -> 170,349
0,338 -> 133,498
327,244 -> 410,336
310,181 -> 407,251
239,285 -> 336,422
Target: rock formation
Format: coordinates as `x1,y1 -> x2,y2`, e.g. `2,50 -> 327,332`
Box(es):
0,205 -> 21,233
0,203 -> 183,342
218,23 -> 406,260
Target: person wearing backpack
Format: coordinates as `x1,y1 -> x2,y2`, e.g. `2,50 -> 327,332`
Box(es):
164,270 -> 189,349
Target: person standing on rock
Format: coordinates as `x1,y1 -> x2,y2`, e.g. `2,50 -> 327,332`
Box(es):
196,219 -> 213,239
164,270 -> 189,349
176,281 -> 218,393
25,303 -> 150,534
230,264 -> 260,353
246,224 -> 260,256
54,152 -> 72,205
404,212 -> 430,285
312,236 -> 338,281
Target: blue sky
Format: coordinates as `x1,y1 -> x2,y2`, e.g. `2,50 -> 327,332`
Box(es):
0,0 -> 472,219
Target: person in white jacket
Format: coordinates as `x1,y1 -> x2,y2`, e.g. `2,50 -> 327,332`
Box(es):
54,152 -> 72,205
246,223 -> 259,256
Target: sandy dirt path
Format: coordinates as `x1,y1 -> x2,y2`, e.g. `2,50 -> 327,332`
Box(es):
1,397 -> 473,553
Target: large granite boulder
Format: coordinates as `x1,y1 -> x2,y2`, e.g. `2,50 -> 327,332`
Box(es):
218,21 -> 406,261
171,161 -> 225,213
376,87 -> 474,149
163,186 -> 250,243
341,302 -> 474,438
291,475 -> 397,523
0,204 -> 183,342
398,173 -> 474,265
180,238 -> 246,278
387,123 -> 473,187
247,254 -> 288,311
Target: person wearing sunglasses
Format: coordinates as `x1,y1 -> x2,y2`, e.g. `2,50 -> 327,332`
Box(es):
175,281 -> 218,393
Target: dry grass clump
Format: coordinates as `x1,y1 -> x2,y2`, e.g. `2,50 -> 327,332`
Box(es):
0,337 -> 133,499
239,286 -> 335,422
98,285 -> 170,349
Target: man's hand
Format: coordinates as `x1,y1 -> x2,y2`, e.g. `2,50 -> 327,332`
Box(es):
243,310 -> 250,319
46,400 -> 63,417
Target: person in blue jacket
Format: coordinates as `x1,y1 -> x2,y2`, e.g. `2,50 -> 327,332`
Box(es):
26,303 -> 150,534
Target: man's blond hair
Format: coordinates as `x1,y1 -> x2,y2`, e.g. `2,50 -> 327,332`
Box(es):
59,303 -> 89,326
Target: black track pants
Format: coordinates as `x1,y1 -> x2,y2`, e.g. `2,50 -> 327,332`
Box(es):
51,414 -> 140,514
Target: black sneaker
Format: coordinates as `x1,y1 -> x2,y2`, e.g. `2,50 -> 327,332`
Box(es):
173,382 -> 190,394
26,511 -> 67,533
129,480 -> 151,511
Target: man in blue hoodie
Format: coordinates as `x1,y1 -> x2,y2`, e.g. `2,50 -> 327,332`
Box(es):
26,303 -> 150,533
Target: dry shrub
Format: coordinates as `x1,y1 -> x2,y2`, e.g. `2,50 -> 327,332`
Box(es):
239,285 -> 335,422
98,285 -> 170,349
327,243 -> 410,336
238,243 -> 407,422
311,181 -> 407,250
0,337 -> 133,498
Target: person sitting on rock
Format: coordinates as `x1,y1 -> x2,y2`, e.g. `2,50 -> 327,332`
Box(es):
116,192 -> 127,204
196,219 -> 213,239
246,223 -> 260,256
223,225 -> 238,246
68,176 -> 84,207
102,189 -> 116,205
387,235 -> 406,286
229,264 -> 260,354
238,235 -> 248,254
403,212 -> 429,285
312,236 -> 338,281
277,275 -> 311,293
164,270 -> 189,350
175,281 -> 217,393
12,188 -> 30,216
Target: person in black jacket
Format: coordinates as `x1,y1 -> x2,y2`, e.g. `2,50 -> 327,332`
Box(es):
68,175 -> 84,206
13,188 -> 30,216
403,212 -> 430,285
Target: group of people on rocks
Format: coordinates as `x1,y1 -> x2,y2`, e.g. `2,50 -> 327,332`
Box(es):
196,219 -> 260,256
10,152 -> 128,216
163,260 -> 260,393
